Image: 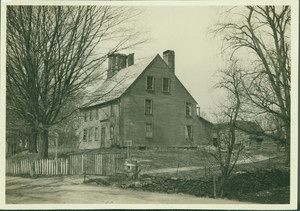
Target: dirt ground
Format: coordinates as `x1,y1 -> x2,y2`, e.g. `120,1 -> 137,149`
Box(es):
6,175 -> 247,204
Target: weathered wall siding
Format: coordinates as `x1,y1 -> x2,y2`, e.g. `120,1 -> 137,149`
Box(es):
198,119 -> 213,144
218,128 -> 251,147
79,101 -> 120,149
121,57 -> 203,146
235,129 -> 250,146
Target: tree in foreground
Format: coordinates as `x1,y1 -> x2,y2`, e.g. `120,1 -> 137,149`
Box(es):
214,6 -> 291,164
211,60 -> 245,198
6,6 -> 146,158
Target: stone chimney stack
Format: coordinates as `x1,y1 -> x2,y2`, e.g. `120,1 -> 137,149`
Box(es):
107,53 -> 128,79
163,50 -> 175,73
127,53 -> 134,67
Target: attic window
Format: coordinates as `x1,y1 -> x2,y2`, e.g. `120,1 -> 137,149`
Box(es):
163,78 -> 170,92
146,76 -> 154,91
186,102 -> 192,117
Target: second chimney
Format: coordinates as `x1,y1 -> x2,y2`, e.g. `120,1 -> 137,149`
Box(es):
163,50 -> 175,73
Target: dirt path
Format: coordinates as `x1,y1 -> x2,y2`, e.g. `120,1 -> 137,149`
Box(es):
6,176 -> 246,204
142,155 -> 276,174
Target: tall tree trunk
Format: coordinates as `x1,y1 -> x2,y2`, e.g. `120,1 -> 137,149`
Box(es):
285,124 -> 290,166
29,129 -> 38,153
38,129 -> 48,159
217,175 -> 226,198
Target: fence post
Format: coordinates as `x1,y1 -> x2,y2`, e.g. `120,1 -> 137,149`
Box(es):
30,161 -> 35,177
82,154 -> 84,174
213,176 -> 216,198
67,158 -> 70,175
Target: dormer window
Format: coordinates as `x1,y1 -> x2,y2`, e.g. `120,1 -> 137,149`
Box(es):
146,76 -> 154,91
186,102 -> 192,117
163,78 -> 170,92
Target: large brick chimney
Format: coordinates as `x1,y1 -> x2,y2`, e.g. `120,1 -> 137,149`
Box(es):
107,53 -> 134,79
163,50 -> 175,73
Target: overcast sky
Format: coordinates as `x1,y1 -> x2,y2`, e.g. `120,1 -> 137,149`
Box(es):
128,6 -> 225,120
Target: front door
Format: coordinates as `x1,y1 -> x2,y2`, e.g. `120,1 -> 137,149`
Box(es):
101,127 -> 106,147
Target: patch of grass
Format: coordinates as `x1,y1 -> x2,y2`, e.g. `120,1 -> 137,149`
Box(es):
131,148 -> 217,170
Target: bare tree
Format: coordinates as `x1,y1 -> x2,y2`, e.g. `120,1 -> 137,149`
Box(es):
6,5 -> 146,158
212,60 -> 245,198
214,6 -> 291,164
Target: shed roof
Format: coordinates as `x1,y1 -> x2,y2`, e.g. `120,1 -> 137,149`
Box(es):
214,120 -> 264,135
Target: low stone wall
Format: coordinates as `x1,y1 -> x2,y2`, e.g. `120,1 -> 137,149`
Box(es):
119,168 -> 290,203
121,176 -> 214,197
225,169 -> 290,198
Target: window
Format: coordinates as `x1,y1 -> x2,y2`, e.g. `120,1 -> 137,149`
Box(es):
163,78 -> 170,92
145,123 -> 153,138
110,125 -> 114,139
186,102 -> 192,117
146,76 -> 154,90
95,127 -> 99,141
84,111 -> 88,122
110,104 -> 114,117
89,110 -> 93,121
101,127 -> 106,146
145,99 -> 153,115
96,109 -> 99,120
89,128 -> 93,141
212,138 -> 218,147
83,129 -> 87,142
185,125 -> 193,140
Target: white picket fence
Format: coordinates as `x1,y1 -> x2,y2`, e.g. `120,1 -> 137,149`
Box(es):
6,153 -> 126,176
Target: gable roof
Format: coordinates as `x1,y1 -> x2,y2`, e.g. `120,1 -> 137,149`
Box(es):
81,54 -> 158,108
214,120 -> 264,135
81,52 -> 199,109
